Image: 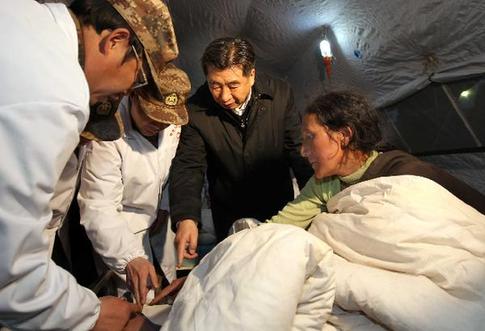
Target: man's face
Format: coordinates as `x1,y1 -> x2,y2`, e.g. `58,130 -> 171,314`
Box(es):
206,65 -> 255,110
83,28 -> 143,105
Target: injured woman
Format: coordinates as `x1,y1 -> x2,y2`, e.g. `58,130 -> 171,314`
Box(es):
263,91 -> 485,330
137,91 -> 485,331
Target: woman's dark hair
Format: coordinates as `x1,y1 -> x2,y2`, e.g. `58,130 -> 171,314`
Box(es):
305,91 -> 382,152
70,0 -> 141,53
201,37 -> 255,76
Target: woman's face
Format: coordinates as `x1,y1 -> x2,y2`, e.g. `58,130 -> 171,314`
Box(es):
300,113 -> 345,180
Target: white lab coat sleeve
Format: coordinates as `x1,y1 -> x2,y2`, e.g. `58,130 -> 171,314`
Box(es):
78,141 -> 148,273
0,102 -> 100,330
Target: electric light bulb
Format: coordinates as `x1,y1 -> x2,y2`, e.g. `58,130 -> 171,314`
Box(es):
460,90 -> 471,99
320,39 -> 332,58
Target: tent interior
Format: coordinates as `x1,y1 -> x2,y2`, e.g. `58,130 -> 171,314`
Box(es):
165,0 -> 485,193
46,0 -> 485,193
17,1 -> 484,330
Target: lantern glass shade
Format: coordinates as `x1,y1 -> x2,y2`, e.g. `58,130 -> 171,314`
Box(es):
320,39 -> 332,58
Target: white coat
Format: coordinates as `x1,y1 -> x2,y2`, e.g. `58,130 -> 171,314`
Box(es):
78,98 -> 179,281
46,147 -> 87,258
0,1 -> 100,330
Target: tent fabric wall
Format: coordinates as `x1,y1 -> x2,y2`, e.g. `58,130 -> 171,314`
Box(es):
432,54 -> 485,83
421,152 -> 485,195
167,0 -> 485,109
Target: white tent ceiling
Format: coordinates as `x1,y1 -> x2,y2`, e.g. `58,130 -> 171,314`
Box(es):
166,0 -> 485,109
166,0 -> 485,193
46,0 -> 485,108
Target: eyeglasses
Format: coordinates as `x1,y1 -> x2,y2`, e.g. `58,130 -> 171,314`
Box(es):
130,44 -> 149,91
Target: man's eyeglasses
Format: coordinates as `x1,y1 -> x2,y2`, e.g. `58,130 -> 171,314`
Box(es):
131,44 -> 149,91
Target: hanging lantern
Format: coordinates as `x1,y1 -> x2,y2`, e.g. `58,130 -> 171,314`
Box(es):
319,34 -> 333,79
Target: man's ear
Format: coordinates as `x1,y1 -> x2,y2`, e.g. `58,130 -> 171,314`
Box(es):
101,28 -> 131,54
249,68 -> 256,86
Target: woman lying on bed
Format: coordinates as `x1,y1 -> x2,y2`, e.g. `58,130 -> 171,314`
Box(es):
267,90 -> 485,228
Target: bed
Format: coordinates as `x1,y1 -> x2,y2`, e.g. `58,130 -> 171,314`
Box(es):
145,175 -> 485,330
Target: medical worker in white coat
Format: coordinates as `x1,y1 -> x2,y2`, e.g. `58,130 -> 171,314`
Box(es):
0,0 -> 180,329
78,64 -> 191,306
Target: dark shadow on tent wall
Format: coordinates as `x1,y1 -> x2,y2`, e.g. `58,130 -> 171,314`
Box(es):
379,76 -> 485,155
377,76 -> 485,194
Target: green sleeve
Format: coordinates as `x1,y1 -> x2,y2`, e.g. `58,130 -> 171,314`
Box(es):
267,176 -> 340,229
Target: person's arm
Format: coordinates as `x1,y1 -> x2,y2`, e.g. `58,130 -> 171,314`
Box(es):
78,141 -> 158,304
282,85 -> 313,188
169,119 -> 207,265
0,102 -> 101,330
267,176 -> 339,229
78,141 -> 149,271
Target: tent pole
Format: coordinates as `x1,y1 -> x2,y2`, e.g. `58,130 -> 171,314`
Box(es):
441,85 -> 482,147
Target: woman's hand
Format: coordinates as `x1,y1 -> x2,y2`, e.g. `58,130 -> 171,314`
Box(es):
149,276 -> 187,305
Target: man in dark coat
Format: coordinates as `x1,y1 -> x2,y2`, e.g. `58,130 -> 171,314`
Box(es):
169,37 -> 312,264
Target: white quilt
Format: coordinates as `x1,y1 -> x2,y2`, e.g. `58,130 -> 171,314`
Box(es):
161,224 -> 336,331
309,175 -> 485,331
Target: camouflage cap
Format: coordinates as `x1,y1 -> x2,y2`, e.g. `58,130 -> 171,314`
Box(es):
81,96 -> 124,141
134,63 -> 191,126
105,0 -> 179,96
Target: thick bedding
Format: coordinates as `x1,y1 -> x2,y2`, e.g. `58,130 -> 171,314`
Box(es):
309,175 -> 485,331
161,224 -> 336,331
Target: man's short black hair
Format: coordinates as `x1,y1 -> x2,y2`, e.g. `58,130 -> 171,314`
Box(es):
201,37 -> 255,76
69,0 -> 141,53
